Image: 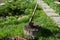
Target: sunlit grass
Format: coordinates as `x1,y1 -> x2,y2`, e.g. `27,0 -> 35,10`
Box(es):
0,9 -> 60,40
0,0 -> 60,40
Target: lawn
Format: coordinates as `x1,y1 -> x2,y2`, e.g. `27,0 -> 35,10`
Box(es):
0,0 -> 60,40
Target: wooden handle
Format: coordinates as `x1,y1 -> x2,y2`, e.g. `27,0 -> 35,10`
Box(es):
29,4 -> 37,24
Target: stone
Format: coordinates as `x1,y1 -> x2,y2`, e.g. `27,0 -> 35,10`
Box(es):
45,13 -> 59,17
51,17 -> 60,23
51,17 -> 60,28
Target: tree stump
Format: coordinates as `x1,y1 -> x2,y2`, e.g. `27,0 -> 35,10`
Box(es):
24,23 -> 41,40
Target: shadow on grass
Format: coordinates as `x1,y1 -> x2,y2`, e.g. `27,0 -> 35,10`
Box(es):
37,27 -> 60,39
38,27 -> 54,38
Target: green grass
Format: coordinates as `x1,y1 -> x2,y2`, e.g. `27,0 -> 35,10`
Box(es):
0,0 -> 60,40
0,0 -> 36,16
34,10 -> 60,40
43,0 -> 60,15
0,9 -> 60,40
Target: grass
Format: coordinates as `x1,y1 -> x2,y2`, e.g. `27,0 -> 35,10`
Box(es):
0,9 -> 60,40
0,0 -> 60,40
43,0 -> 60,15
34,10 -> 60,40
